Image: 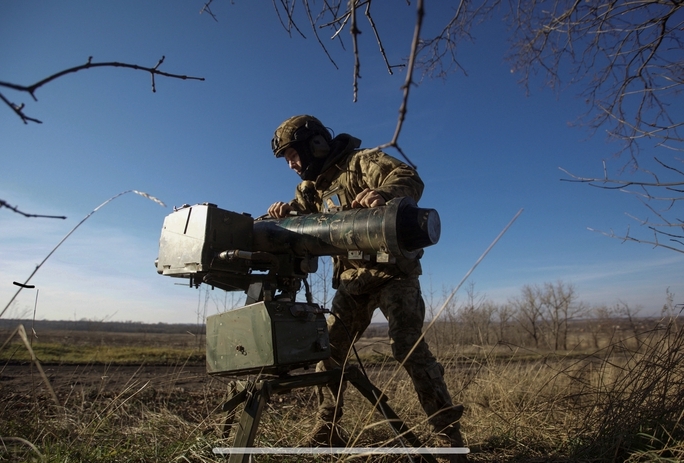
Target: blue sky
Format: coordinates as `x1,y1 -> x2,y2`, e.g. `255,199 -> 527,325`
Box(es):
1,1 -> 682,323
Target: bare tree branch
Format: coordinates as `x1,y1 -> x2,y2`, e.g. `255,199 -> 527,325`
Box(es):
0,199 -> 66,219
350,0 -> 361,102
414,0 -> 497,80
376,0 -> 426,169
364,0 -> 396,76
0,56 -> 205,124
559,160 -> 684,190
510,0 -> 684,162
271,1 -> 399,91
588,226 -> 684,255
272,0 -> 308,39
199,0 -> 219,22
563,155 -> 684,252
303,0 -> 340,70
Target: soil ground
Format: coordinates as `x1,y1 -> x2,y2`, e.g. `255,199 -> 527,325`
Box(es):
0,363 -> 229,395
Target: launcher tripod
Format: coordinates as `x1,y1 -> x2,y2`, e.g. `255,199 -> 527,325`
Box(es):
219,365 -> 439,463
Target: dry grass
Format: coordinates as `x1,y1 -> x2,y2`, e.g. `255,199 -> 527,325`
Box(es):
2,317 -> 683,462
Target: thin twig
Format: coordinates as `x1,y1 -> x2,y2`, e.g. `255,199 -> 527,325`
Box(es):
272,0 -> 308,39
0,200 -> 66,219
1,57 -> 204,124
588,227 -> 684,254
350,0 -> 361,102
364,0 -> 395,75
199,0 -> 218,22
304,0 -> 339,69
559,166 -> 684,189
376,0 -> 425,169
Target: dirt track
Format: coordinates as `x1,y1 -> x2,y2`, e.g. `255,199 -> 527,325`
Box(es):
0,363 -> 233,396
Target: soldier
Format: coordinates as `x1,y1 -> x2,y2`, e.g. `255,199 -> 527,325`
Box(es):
267,115 -> 466,460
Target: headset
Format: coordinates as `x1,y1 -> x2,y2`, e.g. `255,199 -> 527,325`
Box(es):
294,119 -> 331,159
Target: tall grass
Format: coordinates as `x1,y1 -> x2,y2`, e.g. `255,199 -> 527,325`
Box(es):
572,316 -> 684,461
1,316 -> 683,462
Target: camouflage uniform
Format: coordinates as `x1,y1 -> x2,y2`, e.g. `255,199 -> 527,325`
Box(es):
285,133 -> 464,439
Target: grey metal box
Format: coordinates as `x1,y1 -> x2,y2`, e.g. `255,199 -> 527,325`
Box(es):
156,203 -> 253,278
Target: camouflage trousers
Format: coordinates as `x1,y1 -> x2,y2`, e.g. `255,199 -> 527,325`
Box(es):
315,276 -> 463,433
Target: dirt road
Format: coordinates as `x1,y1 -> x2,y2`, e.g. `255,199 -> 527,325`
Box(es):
0,363 -> 232,396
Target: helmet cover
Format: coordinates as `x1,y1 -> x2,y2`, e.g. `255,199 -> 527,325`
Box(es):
271,115 -> 331,158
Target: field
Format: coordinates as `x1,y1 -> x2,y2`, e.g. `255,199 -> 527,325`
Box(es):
1,317 -> 684,462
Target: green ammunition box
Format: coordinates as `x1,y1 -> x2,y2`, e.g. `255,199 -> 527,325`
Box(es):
206,301 -> 330,376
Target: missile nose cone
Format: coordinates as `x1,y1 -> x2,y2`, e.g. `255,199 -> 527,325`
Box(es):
397,203 -> 441,252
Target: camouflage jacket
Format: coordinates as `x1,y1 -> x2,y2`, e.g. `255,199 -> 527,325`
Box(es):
286,134 -> 425,293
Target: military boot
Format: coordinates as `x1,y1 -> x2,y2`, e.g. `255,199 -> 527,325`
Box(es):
306,421 -> 348,447
435,422 -> 468,463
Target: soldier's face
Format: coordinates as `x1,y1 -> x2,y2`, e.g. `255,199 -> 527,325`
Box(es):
283,147 -> 302,175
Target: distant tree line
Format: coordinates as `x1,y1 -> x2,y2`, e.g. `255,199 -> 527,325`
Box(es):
413,281 -> 679,352
0,318 -> 203,335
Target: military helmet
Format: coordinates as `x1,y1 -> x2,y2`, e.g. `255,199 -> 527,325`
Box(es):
271,115 -> 332,159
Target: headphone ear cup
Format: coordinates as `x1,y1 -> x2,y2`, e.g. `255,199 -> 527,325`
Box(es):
309,134 -> 330,158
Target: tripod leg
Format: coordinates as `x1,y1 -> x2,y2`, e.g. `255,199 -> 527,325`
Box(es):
346,367 -> 438,463
228,382 -> 271,463
221,383 -> 248,438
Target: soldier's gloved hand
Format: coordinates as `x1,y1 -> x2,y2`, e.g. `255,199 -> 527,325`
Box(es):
268,202 -> 293,218
352,189 -> 385,208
